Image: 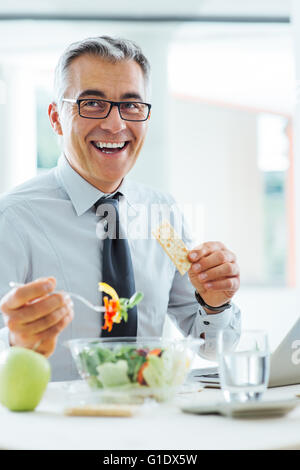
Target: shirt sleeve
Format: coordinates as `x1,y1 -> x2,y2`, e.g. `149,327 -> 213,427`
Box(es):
0,209 -> 30,333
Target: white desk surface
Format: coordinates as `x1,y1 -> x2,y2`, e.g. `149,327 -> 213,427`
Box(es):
1,381 -> 300,450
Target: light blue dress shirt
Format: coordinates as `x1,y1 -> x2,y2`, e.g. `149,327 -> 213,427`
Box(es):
0,155 -> 241,380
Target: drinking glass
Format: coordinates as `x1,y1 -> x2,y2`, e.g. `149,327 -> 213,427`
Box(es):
218,330 -> 270,403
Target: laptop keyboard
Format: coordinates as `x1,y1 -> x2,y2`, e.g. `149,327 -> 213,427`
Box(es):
188,368 -> 220,384
200,373 -> 219,378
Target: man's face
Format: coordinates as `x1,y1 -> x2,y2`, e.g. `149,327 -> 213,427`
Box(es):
52,55 -> 150,192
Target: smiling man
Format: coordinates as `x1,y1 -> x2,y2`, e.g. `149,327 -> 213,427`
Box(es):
0,36 -> 241,380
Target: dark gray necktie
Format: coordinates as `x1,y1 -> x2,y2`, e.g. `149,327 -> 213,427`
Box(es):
95,192 -> 138,337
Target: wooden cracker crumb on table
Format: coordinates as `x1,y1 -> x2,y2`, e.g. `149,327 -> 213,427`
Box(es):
64,404 -> 138,417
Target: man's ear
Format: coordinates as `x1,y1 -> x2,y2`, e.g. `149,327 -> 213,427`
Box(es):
48,102 -> 63,136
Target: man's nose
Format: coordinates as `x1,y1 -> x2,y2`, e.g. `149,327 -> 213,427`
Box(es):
99,105 -> 127,133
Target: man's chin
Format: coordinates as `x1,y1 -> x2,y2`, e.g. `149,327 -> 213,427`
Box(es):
84,163 -> 129,192
66,147 -> 134,191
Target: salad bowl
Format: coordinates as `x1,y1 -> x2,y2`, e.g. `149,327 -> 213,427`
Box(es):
66,337 -> 204,403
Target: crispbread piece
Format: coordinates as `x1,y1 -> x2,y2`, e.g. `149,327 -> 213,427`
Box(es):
64,404 -> 137,417
152,220 -> 191,275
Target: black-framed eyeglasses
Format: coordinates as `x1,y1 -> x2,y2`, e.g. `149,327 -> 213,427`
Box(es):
62,98 -> 151,122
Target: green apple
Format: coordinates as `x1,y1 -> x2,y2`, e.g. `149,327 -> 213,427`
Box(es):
0,347 -> 51,411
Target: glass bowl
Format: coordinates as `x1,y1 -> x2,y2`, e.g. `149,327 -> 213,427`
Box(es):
66,336 -> 204,403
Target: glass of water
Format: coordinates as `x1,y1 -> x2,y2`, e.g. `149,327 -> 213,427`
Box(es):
218,330 -> 270,403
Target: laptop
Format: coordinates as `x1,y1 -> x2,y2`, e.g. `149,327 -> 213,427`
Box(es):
189,317 -> 300,388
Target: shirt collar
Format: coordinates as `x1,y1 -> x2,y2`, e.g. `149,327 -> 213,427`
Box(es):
56,154 -> 137,216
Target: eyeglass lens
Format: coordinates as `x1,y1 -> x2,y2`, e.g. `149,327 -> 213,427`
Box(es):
79,99 -> 149,120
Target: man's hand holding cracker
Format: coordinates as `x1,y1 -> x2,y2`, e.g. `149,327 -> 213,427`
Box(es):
188,242 -> 240,313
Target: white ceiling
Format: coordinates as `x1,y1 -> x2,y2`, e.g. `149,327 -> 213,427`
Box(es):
0,0 -> 292,56
0,0 -> 292,17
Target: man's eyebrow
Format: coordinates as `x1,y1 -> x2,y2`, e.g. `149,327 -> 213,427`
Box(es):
77,89 -> 106,99
120,92 -> 143,101
77,90 -> 143,101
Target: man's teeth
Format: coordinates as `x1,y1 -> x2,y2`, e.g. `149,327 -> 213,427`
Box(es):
95,142 -> 126,149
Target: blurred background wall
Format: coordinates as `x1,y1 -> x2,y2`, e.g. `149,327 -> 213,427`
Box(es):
0,0 -> 299,361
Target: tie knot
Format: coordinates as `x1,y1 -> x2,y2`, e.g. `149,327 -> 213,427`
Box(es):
95,191 -> 122,210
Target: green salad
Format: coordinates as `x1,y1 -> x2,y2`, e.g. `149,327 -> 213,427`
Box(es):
79,344 -> 189,390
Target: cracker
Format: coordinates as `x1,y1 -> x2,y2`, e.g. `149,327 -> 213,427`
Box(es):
152,220 -> 191,275
64,404 -> 137,417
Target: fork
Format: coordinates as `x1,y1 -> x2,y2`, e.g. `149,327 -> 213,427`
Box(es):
8,282 -> 105,313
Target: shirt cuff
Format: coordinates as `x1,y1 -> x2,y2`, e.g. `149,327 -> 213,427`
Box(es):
198,304 -> 234,330
0,327 -> 10,352
197,303 -> 241,360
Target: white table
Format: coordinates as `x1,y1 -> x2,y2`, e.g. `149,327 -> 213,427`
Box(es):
1,381 -> 300,450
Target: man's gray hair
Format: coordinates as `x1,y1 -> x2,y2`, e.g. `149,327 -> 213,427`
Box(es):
54,35 -> 151,107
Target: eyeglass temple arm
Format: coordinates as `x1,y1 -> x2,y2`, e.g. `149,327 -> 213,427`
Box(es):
62,98 -> 77,103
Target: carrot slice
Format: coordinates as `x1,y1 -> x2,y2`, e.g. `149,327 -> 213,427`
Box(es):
137,362 -> 148,385
148,348 -> 162,357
